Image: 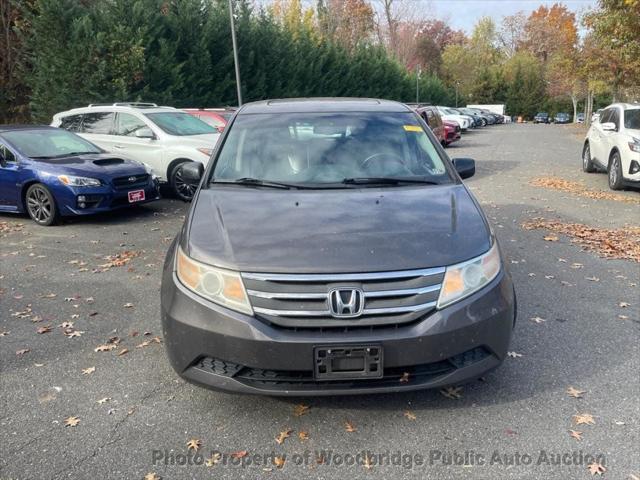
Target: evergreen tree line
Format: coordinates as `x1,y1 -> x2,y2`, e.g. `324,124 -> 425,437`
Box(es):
5,0 -> 455,123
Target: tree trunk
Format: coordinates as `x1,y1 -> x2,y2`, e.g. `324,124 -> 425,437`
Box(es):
571,94 -> 578,124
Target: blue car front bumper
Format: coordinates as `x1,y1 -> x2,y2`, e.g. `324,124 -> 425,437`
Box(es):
55,179 -> 160,216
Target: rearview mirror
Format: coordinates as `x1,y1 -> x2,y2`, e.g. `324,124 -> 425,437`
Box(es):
135,127 -> 155,139
600,122 -> 616,132
452,158 -> 475,179
181,162 -> 204,182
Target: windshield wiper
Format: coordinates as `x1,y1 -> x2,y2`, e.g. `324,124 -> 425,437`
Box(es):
211,177 -> 302,189
36,151 -> 97,159
341,177 -> 441,186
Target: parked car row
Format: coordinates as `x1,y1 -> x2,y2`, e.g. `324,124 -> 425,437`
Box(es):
412,104 -> 507,149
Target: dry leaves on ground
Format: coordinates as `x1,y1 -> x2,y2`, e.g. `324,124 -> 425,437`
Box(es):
64,416 -> 80,427
82,366 -> 96,375
530,177 -> 640,205
275,429 -> 292,445
0,221 -> 24,235
344,421 -> 357,432
186,438 -> 202,451
98,250 -> 141,270
293,404 -> 310,417
569,430 -> 583,441
523,217 -> 640,262
588,462 -> 606,475
440,386 -> 463,399
404,411 -> 417,420
573,413 -> 596,425
566,386 -> 586,398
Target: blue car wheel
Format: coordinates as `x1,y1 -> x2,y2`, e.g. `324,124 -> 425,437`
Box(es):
26,183 -> 58,226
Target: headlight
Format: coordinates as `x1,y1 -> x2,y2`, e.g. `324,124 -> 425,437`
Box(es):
58,175 -> 101,187
629,139 -> 640,153
176,246 -> 253,315
197,147 -> 213,157
437,242 -> 501,309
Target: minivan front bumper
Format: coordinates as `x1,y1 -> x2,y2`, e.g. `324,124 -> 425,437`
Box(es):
161,245 -> 516,396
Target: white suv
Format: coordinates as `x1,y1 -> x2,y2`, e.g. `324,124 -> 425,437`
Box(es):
583,103 -> 640,190
435,106 -> 473,131
52,103 -> 220,200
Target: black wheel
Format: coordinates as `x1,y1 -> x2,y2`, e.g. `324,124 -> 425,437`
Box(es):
170,161 -> 197,202
608,151 -> 624,190
25,184 -> 58,226
582,142 -> 595,173
481,118 -> 487,127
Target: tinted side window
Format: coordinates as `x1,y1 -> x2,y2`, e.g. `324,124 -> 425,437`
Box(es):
599,109 -> 612,124
60,114 -> 83,132
116,113 -> 148,136
0,143 -> 17,163
82,112 -> 114,134
609,109 -> 620,129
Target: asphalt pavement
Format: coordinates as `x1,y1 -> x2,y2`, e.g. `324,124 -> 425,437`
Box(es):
1,123 -> 639,479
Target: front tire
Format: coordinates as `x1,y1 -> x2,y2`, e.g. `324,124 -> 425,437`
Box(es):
608,152 -> 624,190
169,161 -> 197,202
25,184 -> 58,226
582,142 -> 596,173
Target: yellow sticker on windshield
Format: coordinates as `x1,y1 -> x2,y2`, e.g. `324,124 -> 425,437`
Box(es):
403,125 -> 422,132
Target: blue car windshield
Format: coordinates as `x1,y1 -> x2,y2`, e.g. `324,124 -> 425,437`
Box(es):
2,129 -> 102,159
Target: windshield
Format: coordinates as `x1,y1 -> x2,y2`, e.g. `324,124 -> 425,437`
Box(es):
2,128 -> 102,158
624,109 -> 640,129
145,112 -> 216,136
211,112 -> 452,187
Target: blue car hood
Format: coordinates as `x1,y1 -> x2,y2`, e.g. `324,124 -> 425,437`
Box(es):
32,153 -> 147,178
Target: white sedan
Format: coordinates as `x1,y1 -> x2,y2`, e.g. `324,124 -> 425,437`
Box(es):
583,103 -> 640,190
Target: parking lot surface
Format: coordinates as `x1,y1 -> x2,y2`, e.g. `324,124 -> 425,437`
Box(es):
1,124 -> 638,479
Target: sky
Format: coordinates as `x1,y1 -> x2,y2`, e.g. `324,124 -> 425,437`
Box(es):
396,0 -> 598,33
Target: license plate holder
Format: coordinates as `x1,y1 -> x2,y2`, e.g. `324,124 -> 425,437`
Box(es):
128,189 -> 145,203
314,345 -> 383,380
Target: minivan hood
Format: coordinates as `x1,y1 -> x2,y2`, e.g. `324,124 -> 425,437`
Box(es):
186,184 -> 492,274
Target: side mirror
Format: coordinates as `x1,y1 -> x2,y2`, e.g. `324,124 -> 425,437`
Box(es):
181,162 -> 204,182
452,158 -> 475,179
135,127 -> 155,139
600,122 -> 616,132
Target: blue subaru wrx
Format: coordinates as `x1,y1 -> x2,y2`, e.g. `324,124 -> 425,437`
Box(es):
0,125 -> 160,225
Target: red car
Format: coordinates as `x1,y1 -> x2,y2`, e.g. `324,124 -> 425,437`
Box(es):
183,108 -> 236,133
415,106 -> 446,146
443,120 -> 461,147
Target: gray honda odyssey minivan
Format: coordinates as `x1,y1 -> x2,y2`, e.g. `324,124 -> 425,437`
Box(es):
161,98 -> 516,395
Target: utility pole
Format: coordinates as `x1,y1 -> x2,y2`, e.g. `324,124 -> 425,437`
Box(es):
228,0 -> 242,106
455,81 -> 460,107
416,66 -> 421,104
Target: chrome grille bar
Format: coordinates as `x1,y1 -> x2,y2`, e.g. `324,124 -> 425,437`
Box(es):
253,300 -> 438,318
246,284 -> 441,300
242,267 -> 445,283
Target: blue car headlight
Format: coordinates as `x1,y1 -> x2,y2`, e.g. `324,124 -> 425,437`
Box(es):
58,175 -> 102,187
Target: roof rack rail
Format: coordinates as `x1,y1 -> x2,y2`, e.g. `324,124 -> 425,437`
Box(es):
87,102 -> 159,107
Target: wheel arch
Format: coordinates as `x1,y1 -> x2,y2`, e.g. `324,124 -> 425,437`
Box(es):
166,158 -> 194,180
19,180 -> 41,212
608,147 -> 620,166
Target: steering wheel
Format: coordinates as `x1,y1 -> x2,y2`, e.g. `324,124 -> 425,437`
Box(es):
359,152 -> 408,173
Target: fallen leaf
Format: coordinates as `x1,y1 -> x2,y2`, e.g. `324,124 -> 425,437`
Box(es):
440,386 -> 463,399
116,348 -> 129,356
363,454 -> 374,470
186,438 -> 202,452
64,416 -> 80,427
298,431 -> 309,441
123,303 -> 134,308
293,404 -> 310,417
275,429 -> 292,445
587,462 -> 606,475
543,235 -> 559,242
82,367 -> 96,375
585,276 -> 600,282
619,315 -> 629,320
566,386 -> 585,398
16,348 -> 30,356
97,397 -> 111,404
345,421 -> 356,432
231,450 -> 248,459
144,473 -> 161,480
94,344 -> 116,352
507,351 -> 523,358
64,329 -> 83,338
273,456 -> 285,469
59,321 -> 73,329
569,430 -> 583,441
0,331 -> 9,337
399,372 -> 410,383
404,411 -> 417,420
530,316 -> 546,324
36,325 -> 53,334
619,302 -> 630,308
573,413 -> 595,425
205,452 -> 221,467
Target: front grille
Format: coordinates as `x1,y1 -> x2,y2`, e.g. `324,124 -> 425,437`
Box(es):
195,347 -> 490,391
112,174 -> 150,190
242,268 -> 444,329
